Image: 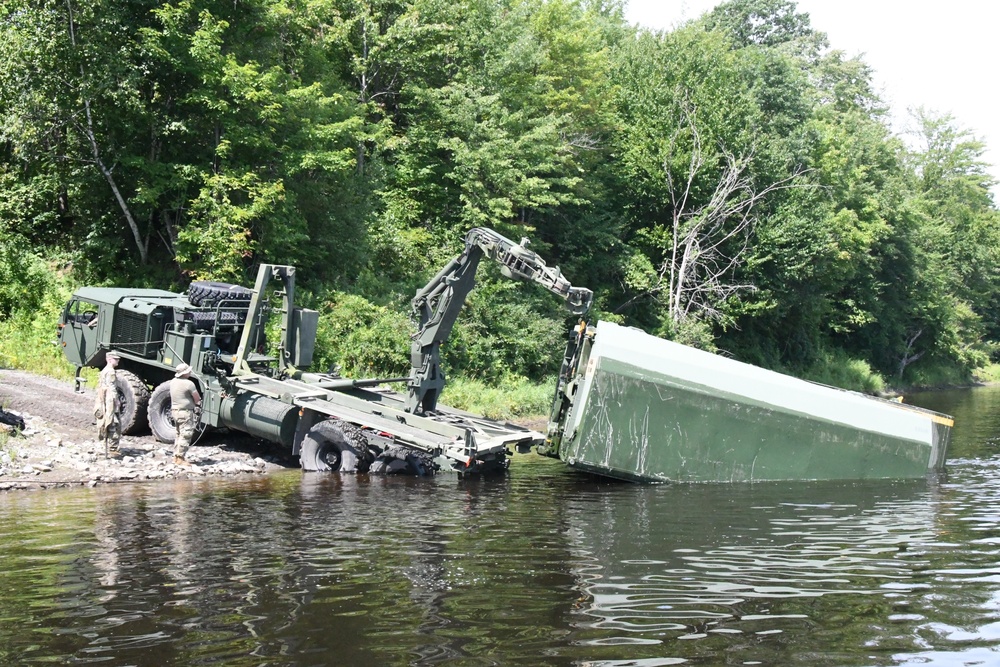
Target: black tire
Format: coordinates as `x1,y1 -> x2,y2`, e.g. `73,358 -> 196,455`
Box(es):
187,310 -> 217,330
369,457 -> 412,474
368,445 -> 435,476
115,370 -> 150,435
408,452 -> 434,476
148,382 -> 176,444
186,309 -> 245,331
188,281 -> 252,307
299,420 -> 368,473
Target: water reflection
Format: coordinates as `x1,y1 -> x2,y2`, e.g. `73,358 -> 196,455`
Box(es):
907,385 -> 1000,459
563,480 -> 954,663
1,388 -> 1000,665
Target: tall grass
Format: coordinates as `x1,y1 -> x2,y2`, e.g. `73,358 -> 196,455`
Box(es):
795,348 -> 887,395
974,363 -> 1000,384
441,375 -> 555,420
0,264 -> 97,382
0,280 -> 88,381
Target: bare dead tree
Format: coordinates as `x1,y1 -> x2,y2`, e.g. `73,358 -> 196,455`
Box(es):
353,8 -> 402,177
898,329 -> 924,380
616,101 -> 806,326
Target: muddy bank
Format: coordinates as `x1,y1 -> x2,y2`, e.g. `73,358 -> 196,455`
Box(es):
0,369 -> 296,491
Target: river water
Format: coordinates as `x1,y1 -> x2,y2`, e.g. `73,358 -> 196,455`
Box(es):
2,388 -> 1000,666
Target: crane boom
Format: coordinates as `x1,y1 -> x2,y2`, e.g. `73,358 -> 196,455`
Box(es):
406,227 -> 593,414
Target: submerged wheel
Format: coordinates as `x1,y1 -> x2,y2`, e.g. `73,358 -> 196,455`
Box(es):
299,420 -> 369,473
115,370 -> 150,435
148,382 -> 176,444
368,445 -> 435,476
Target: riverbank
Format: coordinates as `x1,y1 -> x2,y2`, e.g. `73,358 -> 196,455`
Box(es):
0,369 -> 296,491
892,367 -> 1000,395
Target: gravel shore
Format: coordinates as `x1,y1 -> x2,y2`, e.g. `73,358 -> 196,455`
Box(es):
0,369 -> 296,491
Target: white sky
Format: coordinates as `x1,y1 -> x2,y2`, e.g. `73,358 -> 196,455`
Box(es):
624,0 -> 1000,190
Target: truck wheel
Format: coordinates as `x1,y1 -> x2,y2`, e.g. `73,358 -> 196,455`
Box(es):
188,281 -> 252,307
300,420 -> 367,473
148,382 -> 176,444
116,370 -> 150,435
369,445 -> 435,476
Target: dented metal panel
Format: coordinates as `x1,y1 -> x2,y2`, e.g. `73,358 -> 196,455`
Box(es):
558,322 -> 952,483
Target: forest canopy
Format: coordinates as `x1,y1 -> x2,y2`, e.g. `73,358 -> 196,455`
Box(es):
2,0 -> 998,392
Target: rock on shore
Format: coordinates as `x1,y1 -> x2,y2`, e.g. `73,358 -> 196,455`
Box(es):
0,411 -> 294,491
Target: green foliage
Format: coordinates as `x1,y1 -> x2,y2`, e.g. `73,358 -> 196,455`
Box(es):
444,275 -> 568,382
0,0 -> 365,282
312,292 -> 411,378
973,364 -> 1000,384
356,219 -> 440,298
3,0 -> 1000,403
657,317 -> 718,352
0,259 -> 85,380
703,0 -> 814,48
902,359 -> 974,390
0,233 -> 53,318
177,173 -> 286,281
371,0 -> 608,234
0,307 -> 83,380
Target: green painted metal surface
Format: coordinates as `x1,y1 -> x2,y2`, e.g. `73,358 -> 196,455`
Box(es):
558,322 -> 952,483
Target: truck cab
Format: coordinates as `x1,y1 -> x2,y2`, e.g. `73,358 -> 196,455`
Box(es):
58,287 -> 178,373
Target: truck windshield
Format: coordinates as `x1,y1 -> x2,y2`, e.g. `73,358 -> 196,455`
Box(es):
67,300 -> 101,326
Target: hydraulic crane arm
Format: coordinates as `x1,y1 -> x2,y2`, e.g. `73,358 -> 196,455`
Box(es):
406,227 -> 593,415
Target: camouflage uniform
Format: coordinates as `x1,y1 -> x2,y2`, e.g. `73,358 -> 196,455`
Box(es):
170,371 -> 200,461
94,356 -> 121,456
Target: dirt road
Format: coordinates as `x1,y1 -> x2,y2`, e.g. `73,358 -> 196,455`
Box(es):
0,369 -> 294,491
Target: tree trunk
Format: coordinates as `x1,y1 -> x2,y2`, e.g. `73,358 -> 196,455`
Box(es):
67,0 -> 147,264
82,100 -> 148,265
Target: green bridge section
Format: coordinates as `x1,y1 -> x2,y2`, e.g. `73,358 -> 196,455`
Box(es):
560,355 -> 949,483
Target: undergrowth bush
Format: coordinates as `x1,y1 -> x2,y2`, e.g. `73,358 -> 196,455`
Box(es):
442,277 -> 567,382
312,293 -> 411,377
974,363 -> 1000,384
903,360 -> 973,390
0,233 -> 52,317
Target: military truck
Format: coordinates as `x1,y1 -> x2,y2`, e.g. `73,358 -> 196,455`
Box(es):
58,228 -> 592,475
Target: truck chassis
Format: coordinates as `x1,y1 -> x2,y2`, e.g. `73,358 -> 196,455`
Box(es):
57,229 -> 591,475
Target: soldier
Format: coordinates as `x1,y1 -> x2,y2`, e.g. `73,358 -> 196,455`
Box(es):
170,363 -> 202,465
94,351 -> 122,458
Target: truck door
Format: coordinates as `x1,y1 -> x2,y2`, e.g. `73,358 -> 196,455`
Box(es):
59,298 -> 102,367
